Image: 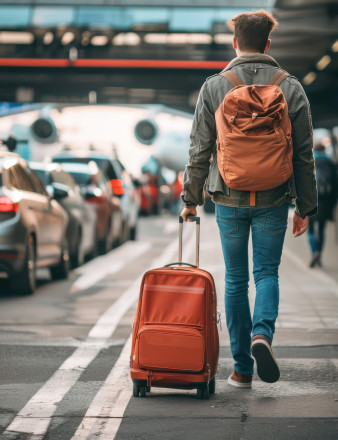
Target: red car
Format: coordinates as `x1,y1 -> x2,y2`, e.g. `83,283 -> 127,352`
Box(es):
134,172 -> 159,216
60,162 -> 123,254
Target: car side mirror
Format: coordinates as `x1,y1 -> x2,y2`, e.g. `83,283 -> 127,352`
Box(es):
46,185 -> 54,198
80,185 -> 102,200
47,183 -> 68,200
132,178 -> 141,188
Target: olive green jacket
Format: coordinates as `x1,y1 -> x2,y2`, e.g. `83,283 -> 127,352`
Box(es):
182,53 -> 318,218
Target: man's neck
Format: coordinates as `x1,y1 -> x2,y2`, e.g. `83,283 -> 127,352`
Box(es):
236,50 -> 264,57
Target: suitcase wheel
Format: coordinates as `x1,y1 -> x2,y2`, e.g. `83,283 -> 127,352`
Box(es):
139,385 -> 147,397
133,383 -> 140,397
133,382 -> 148,398
197,383 -> 209,400
209,377 -> 215,395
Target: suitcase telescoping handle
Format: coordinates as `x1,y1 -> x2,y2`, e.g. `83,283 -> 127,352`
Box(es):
179,215 -> 200,267
165,215 -> 200,268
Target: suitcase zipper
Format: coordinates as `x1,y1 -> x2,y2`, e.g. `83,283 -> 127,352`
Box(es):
143,322 -> 203,330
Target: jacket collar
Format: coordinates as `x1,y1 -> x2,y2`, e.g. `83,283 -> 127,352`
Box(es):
224,53 -> 280,71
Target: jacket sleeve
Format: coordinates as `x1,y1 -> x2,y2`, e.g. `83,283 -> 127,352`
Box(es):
289,81 -> 318,218
181,81 -> 217,206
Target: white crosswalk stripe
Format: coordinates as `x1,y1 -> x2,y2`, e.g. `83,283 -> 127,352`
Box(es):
70,241 -> 151,293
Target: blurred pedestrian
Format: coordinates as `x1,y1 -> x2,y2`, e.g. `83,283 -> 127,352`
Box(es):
181,10 -> 317,388
308,141 -> 337,268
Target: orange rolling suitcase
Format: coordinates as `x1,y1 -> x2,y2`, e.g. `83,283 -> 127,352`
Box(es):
130,215 -> 219,399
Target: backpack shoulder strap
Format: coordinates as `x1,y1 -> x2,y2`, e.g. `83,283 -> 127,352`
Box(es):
268,70 -> 289,86
220,71 -> 243,88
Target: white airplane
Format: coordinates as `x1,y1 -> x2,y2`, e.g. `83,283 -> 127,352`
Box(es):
0,104 -> 193,177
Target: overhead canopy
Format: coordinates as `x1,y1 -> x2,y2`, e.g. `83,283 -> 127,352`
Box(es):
0,0 -> 337,128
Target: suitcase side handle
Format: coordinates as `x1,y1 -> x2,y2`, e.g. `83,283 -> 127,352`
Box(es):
178,215 -> 200,267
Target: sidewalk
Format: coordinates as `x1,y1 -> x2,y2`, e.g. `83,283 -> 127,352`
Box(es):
284,214 -> 338,284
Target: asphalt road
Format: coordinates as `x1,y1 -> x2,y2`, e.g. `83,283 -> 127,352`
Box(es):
0,213 -> 337,440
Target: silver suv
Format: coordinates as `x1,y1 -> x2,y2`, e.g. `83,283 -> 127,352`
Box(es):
0,151 -> 69,294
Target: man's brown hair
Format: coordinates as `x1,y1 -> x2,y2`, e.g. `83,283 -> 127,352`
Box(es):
227,10 -> 278,53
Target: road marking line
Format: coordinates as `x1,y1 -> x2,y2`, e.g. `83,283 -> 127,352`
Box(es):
96,280 -> 134,288
70,226 -> 199,439
0,338 -> 126,348
3,225 -> 192,439
71,335 -> 132,439
164,220 -> 179,234
5,346 -> 102,436
70,241 -> 151,293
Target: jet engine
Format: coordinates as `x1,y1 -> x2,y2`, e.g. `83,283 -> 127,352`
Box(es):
31,117 -> 58,144
134,119 -> 158,146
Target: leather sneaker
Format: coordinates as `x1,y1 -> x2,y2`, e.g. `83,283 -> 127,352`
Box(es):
251,335 -> 280,383
228,370 -> 252,388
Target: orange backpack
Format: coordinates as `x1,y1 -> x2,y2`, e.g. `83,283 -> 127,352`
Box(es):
215,70 -> 293,206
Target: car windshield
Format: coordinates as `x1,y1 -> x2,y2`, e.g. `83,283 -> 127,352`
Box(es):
53,157 -> 118,180
32,168 -> 49,186
53,157 -> 92,165
65,170 -> 92,186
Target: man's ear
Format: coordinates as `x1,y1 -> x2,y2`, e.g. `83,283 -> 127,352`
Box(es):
233,36 -> 237,50
264,39 -> 271,52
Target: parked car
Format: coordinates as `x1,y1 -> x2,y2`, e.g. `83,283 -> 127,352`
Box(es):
30,162 -> 98,267
52,150 -> 140,241
0,151 -> 69,294
57,162 -> 122,254
115,158 -> 141,240
133,172 -> 159,216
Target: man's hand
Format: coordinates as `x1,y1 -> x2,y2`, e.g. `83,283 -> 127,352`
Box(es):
180,206 -> 197,222
293,213 -> 309,237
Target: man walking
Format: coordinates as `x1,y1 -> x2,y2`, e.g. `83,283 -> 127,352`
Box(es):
181,10 -> 317,388
308,141 -> 337,268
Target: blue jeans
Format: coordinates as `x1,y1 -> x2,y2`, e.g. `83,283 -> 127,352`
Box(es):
215,203 -> 289,375
308,217 -> 326,254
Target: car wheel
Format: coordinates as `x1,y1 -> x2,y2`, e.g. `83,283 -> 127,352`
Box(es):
197,384 -> 209,400
98,224 -> 112,255
119,220 -> 129,245
139,385 -> 147,398
86,232 -> 99,261
209,377 -> 216,394
10,234 -> 36,295
123,221 -> 129,244
70,229 -> 84,268
133,382 -> 140,397
129,223 -> 137,241
50,239 -> 70,280
152,203 -> 159,215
